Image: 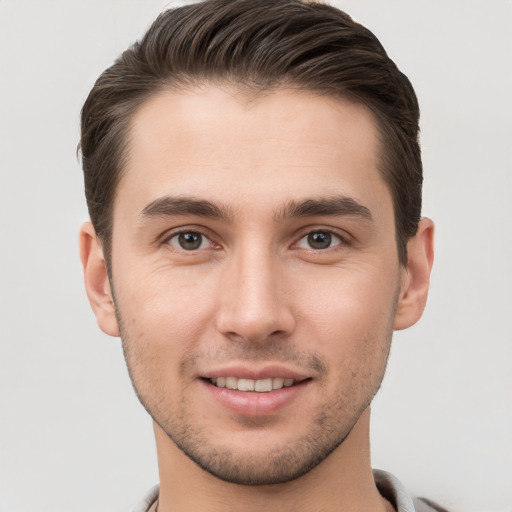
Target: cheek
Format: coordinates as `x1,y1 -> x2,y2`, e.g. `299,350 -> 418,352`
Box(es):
294,265 -> 398,368
113,267 -> 219,374
297,265 -> 398,327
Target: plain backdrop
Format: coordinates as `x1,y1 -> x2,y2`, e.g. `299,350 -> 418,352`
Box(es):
1,1 -> 510,511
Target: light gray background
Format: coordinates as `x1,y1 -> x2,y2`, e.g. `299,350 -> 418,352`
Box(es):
1,1 -> 510,511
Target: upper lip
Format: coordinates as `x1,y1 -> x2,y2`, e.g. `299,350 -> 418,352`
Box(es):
201,364 -> 311,381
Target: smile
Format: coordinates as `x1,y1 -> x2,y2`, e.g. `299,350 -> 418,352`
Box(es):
202,373 -> 312,415
210,377 -> 296,392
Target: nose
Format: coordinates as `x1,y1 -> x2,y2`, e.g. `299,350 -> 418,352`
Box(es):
215,247 -> 296,343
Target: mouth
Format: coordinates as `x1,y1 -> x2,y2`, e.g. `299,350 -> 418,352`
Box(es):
201,371 -> 312,415
208,376 -> 299,392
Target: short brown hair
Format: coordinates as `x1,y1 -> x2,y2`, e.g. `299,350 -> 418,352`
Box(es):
80,0 -> 422,264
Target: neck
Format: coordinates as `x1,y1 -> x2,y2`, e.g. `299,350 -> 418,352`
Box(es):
154,408 -> 393,512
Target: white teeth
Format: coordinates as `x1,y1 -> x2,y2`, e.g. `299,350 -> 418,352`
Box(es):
272,377 -> 284,389
254,378 -> 273,392
210,376 -> 296,392
226,377 -> 238,390
237,378 -> 255,391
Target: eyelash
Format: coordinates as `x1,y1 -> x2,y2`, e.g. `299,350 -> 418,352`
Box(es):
294,230 -> 346,251
162,227 -> 349,253
164,229 -> 218,252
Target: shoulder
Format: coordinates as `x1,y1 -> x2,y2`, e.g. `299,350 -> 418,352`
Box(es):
414,496 -> 451,512
130,484 -> 159,512
374,469 -> 451,512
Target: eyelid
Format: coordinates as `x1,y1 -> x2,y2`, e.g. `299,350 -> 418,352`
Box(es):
157,224 -> 352,252
160,225 -> 220,250
295,232 -> 342,250
291,226 -> 352,249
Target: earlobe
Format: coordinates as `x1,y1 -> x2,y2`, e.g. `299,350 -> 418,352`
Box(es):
394,218 -> 435,331
79,222 -> 120,337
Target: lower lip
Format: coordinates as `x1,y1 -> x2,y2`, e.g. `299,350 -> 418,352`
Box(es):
202,379 -> 310,416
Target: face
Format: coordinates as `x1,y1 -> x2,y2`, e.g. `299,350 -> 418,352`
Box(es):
107,86 -> 406,484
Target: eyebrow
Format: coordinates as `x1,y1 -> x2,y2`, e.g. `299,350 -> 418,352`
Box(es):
275,196 -> 373,222
139,194 -> 372,224
140,196 -> 233,221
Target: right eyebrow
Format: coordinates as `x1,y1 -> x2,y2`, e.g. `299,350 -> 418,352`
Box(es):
139,196 -> 233,221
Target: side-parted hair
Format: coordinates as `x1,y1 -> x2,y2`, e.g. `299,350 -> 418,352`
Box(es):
80,0 -> 422,265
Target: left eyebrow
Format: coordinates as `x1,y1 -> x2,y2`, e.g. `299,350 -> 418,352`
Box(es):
275,196 -> 373,223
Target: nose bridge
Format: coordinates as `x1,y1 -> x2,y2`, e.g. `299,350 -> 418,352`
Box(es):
216,239 -> 294,342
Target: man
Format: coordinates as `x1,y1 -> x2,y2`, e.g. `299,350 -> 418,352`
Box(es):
79,1 -> 439,510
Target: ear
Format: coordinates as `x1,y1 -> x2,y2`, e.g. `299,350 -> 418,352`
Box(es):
79,222 -> 120,337
394,218 -> 435,331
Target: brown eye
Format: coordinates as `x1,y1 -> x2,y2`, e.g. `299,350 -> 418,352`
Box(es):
168,231 -> 208,250
296,231 -> 342,250
307,232 -> 332,249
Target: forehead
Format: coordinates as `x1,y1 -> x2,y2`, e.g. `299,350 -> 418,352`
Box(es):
117,85 -> 390,219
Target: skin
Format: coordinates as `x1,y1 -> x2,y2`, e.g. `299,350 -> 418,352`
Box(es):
80,86 -> 434,512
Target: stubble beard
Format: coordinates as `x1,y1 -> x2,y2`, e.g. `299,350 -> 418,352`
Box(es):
120,340 -> 391,486
113,292 -> 394,486
152,380 -> 376,486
